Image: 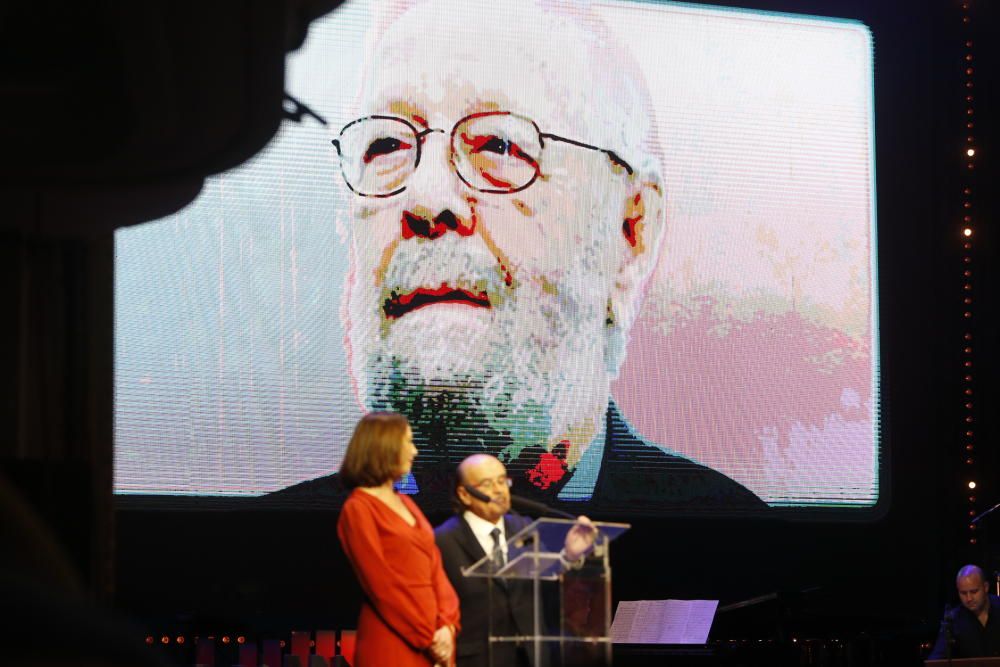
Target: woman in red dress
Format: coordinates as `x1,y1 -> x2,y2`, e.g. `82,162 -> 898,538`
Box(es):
337,412 -> 460,667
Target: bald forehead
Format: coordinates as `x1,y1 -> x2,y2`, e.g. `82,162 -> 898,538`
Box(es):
458,454 -> 507,482
362,0 -> 652,167
957,565 -> 986,585
958,574 -> 986,589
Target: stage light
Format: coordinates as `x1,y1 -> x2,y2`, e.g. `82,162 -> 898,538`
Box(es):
969,481 -> 977,489
145,636 -> 154,645
222,636 -> 231,644
177,636 -> 185,645
160,636 -> 170,645
967,148 -> 976,156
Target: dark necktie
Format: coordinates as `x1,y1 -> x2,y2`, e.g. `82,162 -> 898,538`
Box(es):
490,527 -> 505,570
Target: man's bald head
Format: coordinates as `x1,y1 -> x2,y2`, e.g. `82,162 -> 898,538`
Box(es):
363,0 -> 662,176
457,454 -> 502,486
456,454 -> 511,523
956,564 -> 991,617
957,564 -> 986,585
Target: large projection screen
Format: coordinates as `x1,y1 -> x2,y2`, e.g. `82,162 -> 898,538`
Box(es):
114,0 -> 878,515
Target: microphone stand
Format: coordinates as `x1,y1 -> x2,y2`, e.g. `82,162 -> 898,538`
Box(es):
461,485 -> 577,519
940,605 -> 957,666
971,502 -> 1000,525
509,494 -> 578,520
971,501 -> 1000,601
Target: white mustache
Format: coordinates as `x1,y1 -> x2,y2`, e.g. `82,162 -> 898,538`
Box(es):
382,237 -> 506,296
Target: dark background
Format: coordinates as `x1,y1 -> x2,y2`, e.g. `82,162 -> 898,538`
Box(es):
3,0 -> 998,664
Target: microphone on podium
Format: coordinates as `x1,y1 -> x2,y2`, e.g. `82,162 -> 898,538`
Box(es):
462,484 -> 577,520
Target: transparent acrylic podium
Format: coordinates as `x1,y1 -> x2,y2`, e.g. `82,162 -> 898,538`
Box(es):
462,518 -> 630,667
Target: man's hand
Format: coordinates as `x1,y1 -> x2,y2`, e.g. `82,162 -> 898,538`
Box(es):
563,515 -> 597,562
429,625 -> 454,665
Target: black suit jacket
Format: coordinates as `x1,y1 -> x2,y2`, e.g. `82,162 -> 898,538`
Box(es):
264,401 -> 765,513
434,513 -> 535,667
587,401 -> 765,512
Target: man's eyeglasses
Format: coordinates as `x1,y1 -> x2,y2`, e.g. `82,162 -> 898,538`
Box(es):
331,111 -> 634,198
472,475 -> 513,493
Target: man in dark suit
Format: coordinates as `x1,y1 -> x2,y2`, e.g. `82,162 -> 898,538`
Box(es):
434,454 -> 595,667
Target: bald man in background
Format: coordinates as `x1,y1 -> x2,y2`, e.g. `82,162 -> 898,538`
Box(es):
929,564 -> 1000,659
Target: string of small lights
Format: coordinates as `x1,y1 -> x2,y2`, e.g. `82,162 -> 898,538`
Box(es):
959,1 -> 978,546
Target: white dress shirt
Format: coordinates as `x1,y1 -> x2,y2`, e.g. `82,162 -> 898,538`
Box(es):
462,510 -> 507,563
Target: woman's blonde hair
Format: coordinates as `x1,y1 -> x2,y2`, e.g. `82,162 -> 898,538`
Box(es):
339,412 -> 411,489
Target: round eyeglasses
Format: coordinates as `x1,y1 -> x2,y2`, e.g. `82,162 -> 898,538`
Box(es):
331,111 -> 633,198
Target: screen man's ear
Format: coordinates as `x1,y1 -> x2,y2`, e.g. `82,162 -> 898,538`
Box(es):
606,167 -> 666,375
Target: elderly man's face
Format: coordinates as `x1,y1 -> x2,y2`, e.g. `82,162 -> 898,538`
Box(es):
342,2 -> 660,469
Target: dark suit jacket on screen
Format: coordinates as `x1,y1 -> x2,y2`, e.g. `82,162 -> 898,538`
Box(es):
265,402 -> 765,512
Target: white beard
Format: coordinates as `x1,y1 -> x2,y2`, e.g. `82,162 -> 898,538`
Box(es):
345,234 -> 612,465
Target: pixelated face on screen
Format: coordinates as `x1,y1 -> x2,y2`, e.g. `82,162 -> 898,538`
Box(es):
114,0 -> 878,511
341,0 -> 664,471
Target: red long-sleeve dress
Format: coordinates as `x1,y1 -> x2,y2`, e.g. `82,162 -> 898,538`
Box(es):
337,489 -> 461,667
